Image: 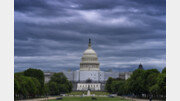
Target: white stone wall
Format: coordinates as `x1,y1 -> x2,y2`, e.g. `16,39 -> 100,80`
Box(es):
63,71 -> 74,81
72,70 -> 104,82
125,72 -> 132,80
44,71 -> 130,83
79,70 -> 104,82
45,76 -> 51,83
44,72 -> 54,83
77,83 -> 101,91
73,70 -> 80,82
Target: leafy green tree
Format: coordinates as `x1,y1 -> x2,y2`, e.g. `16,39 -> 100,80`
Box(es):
105,77 -> 126,95
24,68 -> 45,95
149,84 -> 159,97
124,78 -> 131,95
48,82 -> 58,95
44,83 -> 49,96
49,72 -> 67,84
105,77 -> 113,93
104,68 -> 165,99
15,72 -> 42,99
111,81 -> 120,93
58,84 -> 69,93
144,69 -> 160,97
14,77 -> 20,99
48,72 -> 72,95
14,72 -> 24,76
162,67 -> 166,74
31,77 -> 41,96
157,73 -> 166,98
25,77 -> 37,97
117,81 -> 126,95
128,69 -> 145,97
24,68 -> 44,87
15,74 -> 29,99
67,81 -> 73,93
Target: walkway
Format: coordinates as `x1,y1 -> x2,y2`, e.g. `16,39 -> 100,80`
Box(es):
123,97 -> 163,101
17,96 -> 57,101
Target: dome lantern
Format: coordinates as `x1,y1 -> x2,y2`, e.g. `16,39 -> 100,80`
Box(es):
88,38 -> 91,48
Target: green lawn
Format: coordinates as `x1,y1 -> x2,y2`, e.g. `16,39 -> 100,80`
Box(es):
67,91 -> 109,95
47,96 -> 130,101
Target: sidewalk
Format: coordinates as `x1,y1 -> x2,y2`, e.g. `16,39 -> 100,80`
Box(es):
17,96 -> 57,101
123,97 -> 163,101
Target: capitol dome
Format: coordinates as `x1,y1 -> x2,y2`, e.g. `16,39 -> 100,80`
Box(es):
83,48 -> 96,55
80,39 -> 100,71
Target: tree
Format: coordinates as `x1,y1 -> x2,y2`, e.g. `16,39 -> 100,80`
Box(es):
145,69 -> 160,97
134,69 -> 159,97
24,68 -> 45,95
14,77 -> 20,99
47,72 -> 72,95
67,81 -> 73,93
157,73 -> 166,98
15,73 -> 42,99
105,77 -> 113,93
117,81 -> 126,95
124,78 -> 131,95
111,81 -> 120,94
149,84 -> 159,97
128,69 -> 145,97
15,72 -> 24,76
162,67 -> 166,74
31,77 -> 41,96
48,82 -> 58,95
24,68 -> 44,87
25,77 -> 37,98
15,74 -> 29,99
49,72 -> 67,84
104,68 -> 165,99
44,83 -> 49,96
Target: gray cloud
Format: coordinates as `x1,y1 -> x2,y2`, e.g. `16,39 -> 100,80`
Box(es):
14,0 -> 166,72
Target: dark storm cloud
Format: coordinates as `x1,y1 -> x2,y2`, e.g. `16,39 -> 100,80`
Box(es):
14,0 -> 166,72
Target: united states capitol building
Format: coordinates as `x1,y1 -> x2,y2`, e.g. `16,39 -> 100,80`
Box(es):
44,39 -> 133,91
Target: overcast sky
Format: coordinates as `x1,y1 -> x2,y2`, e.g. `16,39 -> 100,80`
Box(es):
14,0 -> 166,72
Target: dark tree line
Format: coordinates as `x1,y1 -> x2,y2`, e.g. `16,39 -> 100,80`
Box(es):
105,68 -> 166,99
14,68 -> 72,100
14,68 -> 44,99
47,72 -> 72,95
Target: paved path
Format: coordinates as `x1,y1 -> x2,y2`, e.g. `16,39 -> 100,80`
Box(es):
17,96 -> 57,101
123,97 -> 163,101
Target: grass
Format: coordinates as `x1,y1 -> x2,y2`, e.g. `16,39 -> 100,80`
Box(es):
47,96 -> 130,101
67,91 -> 109,95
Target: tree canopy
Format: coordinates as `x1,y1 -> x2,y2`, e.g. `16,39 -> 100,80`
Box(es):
105,67 -> 166,99
24,68 -> 44,87
47,72 -> 72,95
